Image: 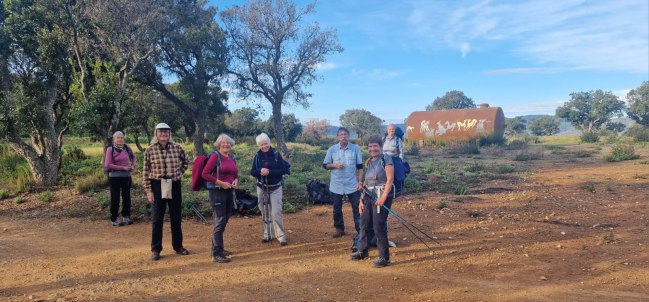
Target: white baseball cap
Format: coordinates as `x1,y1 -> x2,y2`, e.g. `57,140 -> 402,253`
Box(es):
155,123 -> 171,130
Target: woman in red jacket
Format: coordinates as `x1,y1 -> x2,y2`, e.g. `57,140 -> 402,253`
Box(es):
201,134 -> 239,263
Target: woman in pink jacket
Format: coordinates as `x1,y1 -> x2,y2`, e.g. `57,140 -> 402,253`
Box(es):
104,131 -> 137,226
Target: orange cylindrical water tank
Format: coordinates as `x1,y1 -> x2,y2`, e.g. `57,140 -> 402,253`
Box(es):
405,107 -> 506,140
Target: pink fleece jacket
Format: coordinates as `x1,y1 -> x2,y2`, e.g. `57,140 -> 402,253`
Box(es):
104,146 -> 136,171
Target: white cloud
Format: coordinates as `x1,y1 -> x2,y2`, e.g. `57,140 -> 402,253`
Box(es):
316,62 -> 337,71
461,42 -> 471,58
407,0 -> 649,73
350,68 -> 403,80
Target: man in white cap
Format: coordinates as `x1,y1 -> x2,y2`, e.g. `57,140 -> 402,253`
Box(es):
143,123 -> 190,261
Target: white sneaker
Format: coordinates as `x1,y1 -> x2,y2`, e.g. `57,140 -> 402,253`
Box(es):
123,217 -> 133,225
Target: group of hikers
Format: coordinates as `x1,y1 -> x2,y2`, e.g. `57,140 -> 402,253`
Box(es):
106,122 -> 405,268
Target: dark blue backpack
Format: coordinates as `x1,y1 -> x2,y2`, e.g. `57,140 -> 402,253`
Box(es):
253,149 -> 291,175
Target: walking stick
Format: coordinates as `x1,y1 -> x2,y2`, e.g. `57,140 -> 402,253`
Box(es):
190,204 -> 209,224
261,176 -> 274,242
362,186 -> 441,253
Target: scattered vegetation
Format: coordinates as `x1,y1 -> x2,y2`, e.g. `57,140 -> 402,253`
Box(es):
14,197 -> 26,204
282,202 -> 297,213
437,201 -> 448,209
466,210 -> 482,218
37,190 -> 53,203
0,189 -> 9,200
579,132 -> 600,143
603,145 -> 639,162
582,182 -> 596,193
75,170 -> 109,193
508,140 -> 528,150
98,194 -> 110,208
454,186 -> 469,195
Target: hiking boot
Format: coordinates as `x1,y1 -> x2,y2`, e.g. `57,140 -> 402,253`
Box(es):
222,250 -> 233,256
151,251 -> 160,261
212,254 -> 231,263
175,247 -> 190,255
332,229 -> 345,238
372,257 -> 391,268
123,216 -> 133,225
349,251 -> 369,260
261,238 -> 270,243
280,241 -> 288,246
112,218 -> 124,227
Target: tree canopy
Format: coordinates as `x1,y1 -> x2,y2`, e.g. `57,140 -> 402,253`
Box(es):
220,0 -> 343,156
626,81 -> 649,127
426,90 -> 476,111
528,116 -> 560,136
506,116 -> 527,135
339,109 -> 382,139
555,90 -> 625,133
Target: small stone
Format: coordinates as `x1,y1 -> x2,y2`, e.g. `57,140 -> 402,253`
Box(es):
540,276 -> 547,281
561,232 -> 566,235
29,295 -> 34,299
557,245 -> 562,248
393,277 -> 398,281
402,237 -> 407,241
3,228 -> 7,231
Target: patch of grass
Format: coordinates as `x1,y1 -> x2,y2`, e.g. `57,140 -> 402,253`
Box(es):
573,150 -> 591,158
75,170 -> 108,193
9,164 -> 34,194
580,244 -> 588,250
437,201 -> 448,209
580,132 -> 600,143
602,233 -> 614,240
603,145 -> 640,162
283,202 -> 297,213
454,186 -> 469,195
0,189 -> 9,200
606,182 -> 612,191
632,173 -> 649,179
582,181 -> 596,193
14,197 -> 26,204
518,171 -> 533,177
508,139 -> 528,150
512,153 -> 530,161
37,190 -> 52,203
404,178 -> 423,194
98,194 -> 110,208
466,210 -> 482,218
438,186 -> 450,194
465,161 -> 486,173
313,210 -> 328,216
491,163 -> 515,174
640,160 -> 649,165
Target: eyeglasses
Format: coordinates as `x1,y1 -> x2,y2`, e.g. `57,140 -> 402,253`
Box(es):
337,132 -> 349,137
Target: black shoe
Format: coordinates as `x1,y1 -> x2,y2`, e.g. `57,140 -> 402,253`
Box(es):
222,250 -> 233,256
151,251 -> 160,261
261,238 -> 270,243
372,257 -> 391,268
280,241 -> 288,246
123,216 -> 134,225
349,251 -> 369,261
212,254 -> 231,263
332,229 -> 345,238
112,218 -> 124,227
175,247 -> 189,255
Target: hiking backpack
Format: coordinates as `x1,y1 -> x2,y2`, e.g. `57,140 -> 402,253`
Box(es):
306,178 -> 332,204
383,126 -> 404,155
363,154 -> 410,197
253,149 -> 291,175
104,144 -> 135,172
234,189 -> 259,214
190,152 -> 236,191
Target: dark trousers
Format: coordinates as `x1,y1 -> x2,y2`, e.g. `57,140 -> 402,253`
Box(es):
209,189 -> 233,256
150,180 -> 183,253
109,177 -> 131,221
358,194 -> 393,259
332,191 -> 361,233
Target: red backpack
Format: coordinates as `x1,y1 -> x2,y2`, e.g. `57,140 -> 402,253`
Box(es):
190,151 -> 235,191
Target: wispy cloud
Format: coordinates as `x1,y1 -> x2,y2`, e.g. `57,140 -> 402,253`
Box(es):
407,0 -> 648,73
351,68 -> 403,80
316,62 -> 337,71
483,66 -> 593,75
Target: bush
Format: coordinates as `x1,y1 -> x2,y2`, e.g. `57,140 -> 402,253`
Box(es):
604,145 -> 639,162
512,153 -> 531,161
491,163 -> 515,174
75,170 -> 108,193
580,131 -> 600,143
624,124 -> 649,142
0,189 -> 9,200
37,190 -> 52,202
9,164 -> 34,193
283,202 -> 297,213
63,146 -> 87,161
454,186 -> 469,195
14,197 -> 26,204
508,140 -> 528,150
465,161 -> 485,173
404,140 -> 420,156
98,194 -> 110,208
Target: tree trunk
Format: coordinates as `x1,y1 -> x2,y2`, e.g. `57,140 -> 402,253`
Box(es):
272,103 -> 289,157
193,112 -> 206,157
133,129 -> 145,152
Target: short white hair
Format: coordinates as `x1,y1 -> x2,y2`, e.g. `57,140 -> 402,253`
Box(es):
113,131 -> 124,138
256,133 -> 271,146
214,134 -> 235,150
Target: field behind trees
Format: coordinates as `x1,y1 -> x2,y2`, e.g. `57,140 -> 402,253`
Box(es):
1,136 -> 648,301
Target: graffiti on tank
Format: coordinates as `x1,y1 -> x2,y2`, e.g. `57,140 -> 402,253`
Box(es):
444,121 -> 456,132
434,121 -> 447,136
407,126 -> 414,133
416,119 -> 492,136
476,119 -> 490,132
420,120 -> 430,133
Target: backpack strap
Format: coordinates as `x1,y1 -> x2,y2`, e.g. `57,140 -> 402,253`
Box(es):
364,154 -> 386,170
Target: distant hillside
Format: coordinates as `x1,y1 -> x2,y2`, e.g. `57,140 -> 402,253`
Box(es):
514,115 -> 635,136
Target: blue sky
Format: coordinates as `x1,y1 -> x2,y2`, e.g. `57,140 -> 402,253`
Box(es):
211,0 -> 649,125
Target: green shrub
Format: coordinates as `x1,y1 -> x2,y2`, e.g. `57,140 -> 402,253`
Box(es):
75,170 -> 108,193
283,202 -> 297,213
9,164 -> 34,193
404,141 -> 420,156
63,146 -> 87,161
437,201 -> 448,209
491,163 -> 515,174
580,132 -> 599,143
454,186 -> 469,195
604,145 -> 639,162
461,142 -> 480,155
624,124 -> 649,142
513,153 -> 530,161
508,140 -> 528,150
0,189 -> 9,200
466,161 -> 485,173
37,190 -> 52,202
14,197 -> 26,204
573,150 -> 591,158
466,210 -> 482,217
404,178 -> 423,193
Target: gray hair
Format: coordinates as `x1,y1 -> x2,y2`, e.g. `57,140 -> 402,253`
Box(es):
256,133 -> 271,146
387,123 -> 395,130
150,128 -> 174,145
214,134 -> 235,150
113,131 -> 124,138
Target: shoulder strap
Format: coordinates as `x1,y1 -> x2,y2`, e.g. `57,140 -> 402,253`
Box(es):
254,152 -> 259,170
124,144 -> 134,163
363,155 -> 386,169
110,146 -> 115,162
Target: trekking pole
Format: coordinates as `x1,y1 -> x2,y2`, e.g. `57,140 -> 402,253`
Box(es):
261,176 -> 274,242
190,204 -> 209,224
362,186 -> 441,253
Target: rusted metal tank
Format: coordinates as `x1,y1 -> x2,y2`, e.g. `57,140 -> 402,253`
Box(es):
405,107 -> 506,140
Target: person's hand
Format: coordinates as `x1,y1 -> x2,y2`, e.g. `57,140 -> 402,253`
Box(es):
375,195 -> 386,207
355,183 -> 362,191
148,194 -> 154,203
359,202 -> 364,215
261,168 -> 270,176
333,162 -> 344,169
232,179 -> 238,189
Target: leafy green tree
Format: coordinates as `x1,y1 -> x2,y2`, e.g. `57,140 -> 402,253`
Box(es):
225,107 -> 262,138
528,116 -> 560,136
605,121 -> 626,133
339,109 -> 382,139
220,0 -> 343,156
626,81 -> 649,126
134,0 -> 228,156
426,90 -> 476,111
506,116 -> 527,135
302,118 -> 331,140
555,90 -> 626,133
0,0 -> 73,186
264,113 -> 303,142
